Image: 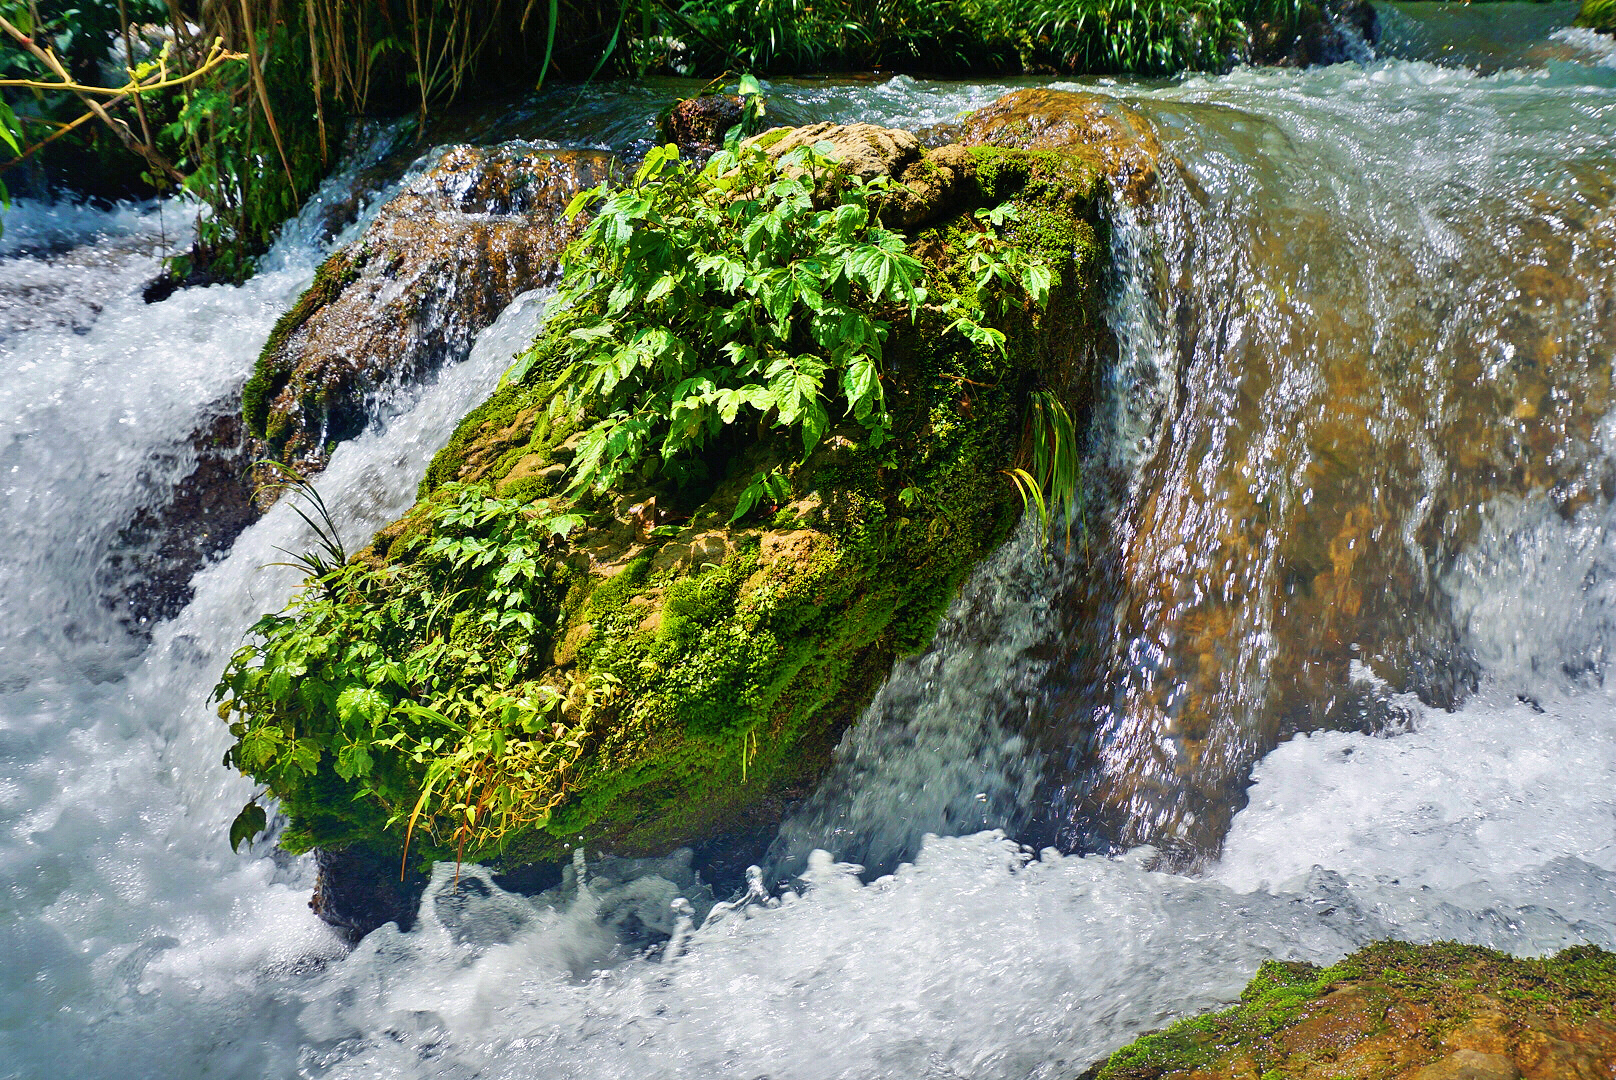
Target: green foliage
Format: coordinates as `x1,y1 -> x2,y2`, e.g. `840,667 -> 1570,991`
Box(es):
656,0 -> 1304,76
1577,0 -> 1616,31
215,482 -> 589,863
1006,388 -> 1080,539
523,139 -> 1050,514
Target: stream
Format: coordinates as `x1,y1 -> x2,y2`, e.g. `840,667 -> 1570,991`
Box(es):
2,5 -> 1615,1078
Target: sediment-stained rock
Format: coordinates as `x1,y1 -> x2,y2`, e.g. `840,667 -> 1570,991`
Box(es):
1087,942 -> 1616,1080
243,142 -> 615,480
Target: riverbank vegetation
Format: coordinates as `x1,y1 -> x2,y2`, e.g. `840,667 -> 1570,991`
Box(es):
2,0 -> 1341,273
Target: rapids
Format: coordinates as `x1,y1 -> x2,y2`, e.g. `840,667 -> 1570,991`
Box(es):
2,6 -> 1615,1077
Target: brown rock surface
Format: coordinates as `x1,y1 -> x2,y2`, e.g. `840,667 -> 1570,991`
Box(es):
952,88 -> 1165,204
1090,942 -> 1616,1080
245,142 -> 615,478
746,122 -> 976,226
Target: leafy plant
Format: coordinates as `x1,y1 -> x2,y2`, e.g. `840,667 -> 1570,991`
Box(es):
216,482 -> 590,865
1005,388 -> 1081,540
519,138 -> 1052,518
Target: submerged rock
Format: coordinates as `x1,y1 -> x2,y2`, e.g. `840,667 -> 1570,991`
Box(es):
243,143 -> 615,482
1087,942 -> 1616,1080
99,405 -> 260,630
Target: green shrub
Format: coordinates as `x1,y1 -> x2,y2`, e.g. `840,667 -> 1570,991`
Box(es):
521,138 -> 1052,514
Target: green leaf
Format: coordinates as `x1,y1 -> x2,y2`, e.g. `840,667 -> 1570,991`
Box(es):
335,741 -> 375,781
0,100 -> 21,157
338,685 -> 391,727
229,802 -> 268,853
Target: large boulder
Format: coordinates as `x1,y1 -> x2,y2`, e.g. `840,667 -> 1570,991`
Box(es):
218,124 -> 1114,918
243,143 -> 615,479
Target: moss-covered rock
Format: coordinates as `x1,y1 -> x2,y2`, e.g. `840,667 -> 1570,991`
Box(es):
1089,942 -> 1616,1080
367,135 -> 1108,867
947,88 -> 1166,206
243,143 -> 614,482
220,122 -> 1125,899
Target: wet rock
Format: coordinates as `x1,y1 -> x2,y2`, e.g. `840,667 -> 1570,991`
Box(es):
746,122 -> 977,227
1251,0 -> 1379,67
99,405 -> 259,630
245,143 -> 616,481
1410,1050 -> 1522,1080
663,94 -> 744,162
950,89 -> 1165,205
310,845 -> 427,944
1091,942 -> 1616,1080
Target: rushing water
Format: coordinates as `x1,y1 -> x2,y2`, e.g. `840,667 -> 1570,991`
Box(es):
3,7 -> 1616,1078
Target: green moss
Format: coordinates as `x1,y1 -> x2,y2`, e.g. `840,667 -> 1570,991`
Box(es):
1093,942 -> 1616,1080
243,247 -> 363,440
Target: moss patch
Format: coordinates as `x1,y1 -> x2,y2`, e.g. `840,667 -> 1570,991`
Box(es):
1092,941 -> 1616,1080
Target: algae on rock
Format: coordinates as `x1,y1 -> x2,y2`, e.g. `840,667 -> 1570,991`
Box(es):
1089,941 -> 1616,1080
217,123 -> 1112,877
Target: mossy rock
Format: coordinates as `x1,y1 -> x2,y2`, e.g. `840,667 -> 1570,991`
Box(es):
1089,941 -> 1616,1080
243,144 -> 614,484
289,137 -> 1111,872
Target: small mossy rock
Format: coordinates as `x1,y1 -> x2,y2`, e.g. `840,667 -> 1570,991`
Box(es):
308,137 -> 1109,878
1577,0 -> 1616,34
243,143 -> 614,483
745,122 -> 976,227
953,90 -> 1165,206
1092,941 -> 1616,1080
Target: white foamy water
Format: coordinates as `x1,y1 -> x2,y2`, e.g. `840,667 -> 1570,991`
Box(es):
4,26 -> 1616,1080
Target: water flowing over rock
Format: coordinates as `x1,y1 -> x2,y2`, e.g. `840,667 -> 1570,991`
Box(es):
1022,73 -> 1616,865
244,143 -> 615,479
